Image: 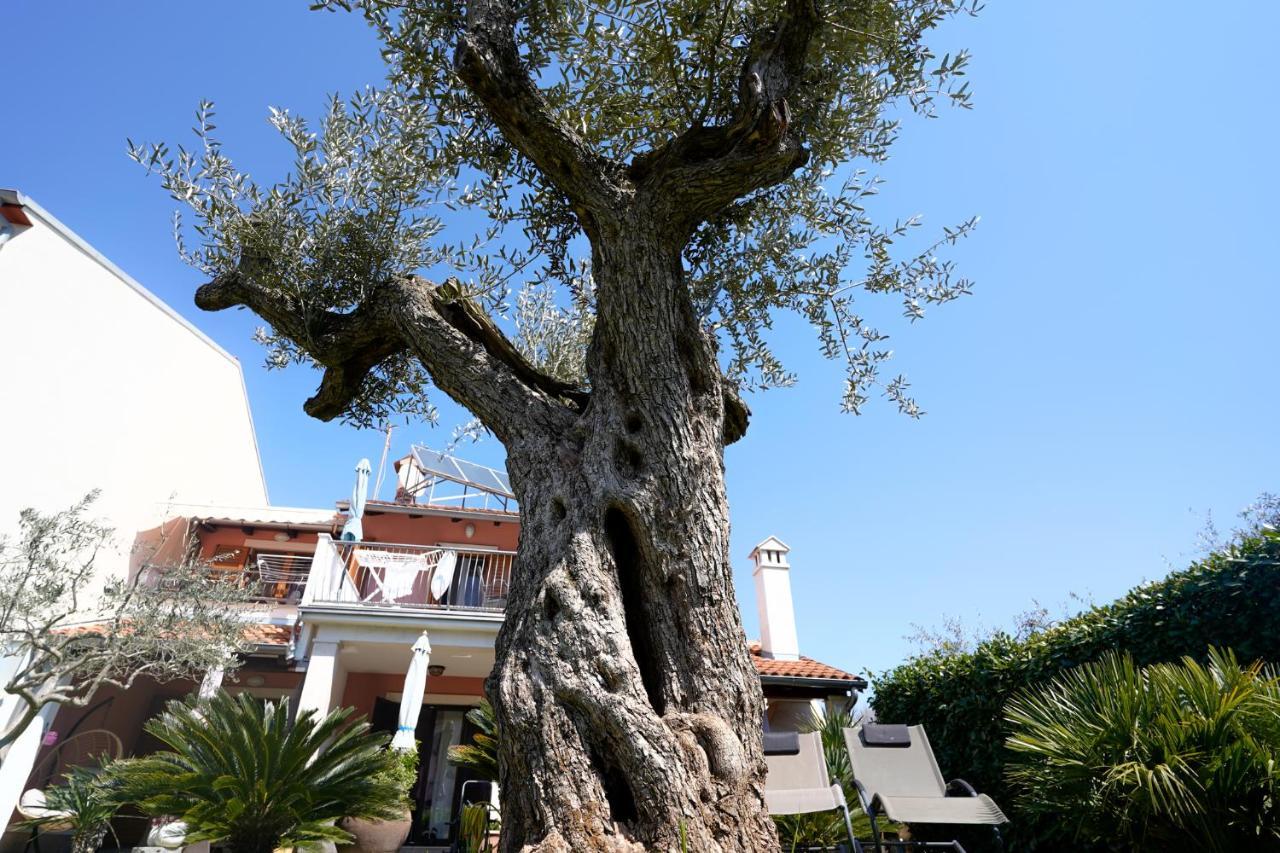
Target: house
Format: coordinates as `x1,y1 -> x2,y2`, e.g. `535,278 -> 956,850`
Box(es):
0,189 -> 268,560
0,191 -> 862,849
8,447 -> 864,849
0,189 -> 269,829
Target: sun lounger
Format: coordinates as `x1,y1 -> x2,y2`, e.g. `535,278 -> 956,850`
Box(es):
844,724 -> 1007,853
764,730 -> 859,851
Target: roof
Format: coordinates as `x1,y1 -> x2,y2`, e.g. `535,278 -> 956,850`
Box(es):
749,535 -> 791,558
243,623 -> 294,646
344,498 -> 522,522
178,503 -> 341,530
749,642 -> 866,688
56,621 -> 293,648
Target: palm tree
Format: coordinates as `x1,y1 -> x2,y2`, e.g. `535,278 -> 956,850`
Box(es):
1005,647 -> 1280,852
20,761 -> 118,853
111,692 -> 404,853
447,698 -> 498,782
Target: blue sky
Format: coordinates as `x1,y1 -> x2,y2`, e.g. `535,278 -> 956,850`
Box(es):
4,2 -> 1277,686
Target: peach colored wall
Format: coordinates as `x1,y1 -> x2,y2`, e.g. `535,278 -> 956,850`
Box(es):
223,669 -> 303,692
360,510 -> 519,550
342,672 -> 486,719
197,527 -> 324,561
192,511 -> 519,559
41,675 -> 195,764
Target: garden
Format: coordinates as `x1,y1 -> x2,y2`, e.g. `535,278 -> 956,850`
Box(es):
22,518 -> 1280,853
19,693 -> 499,853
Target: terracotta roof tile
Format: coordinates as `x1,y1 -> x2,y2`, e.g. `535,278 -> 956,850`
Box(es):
56,621 -> 293,647
748,641 -> 864,685
243,623 -> 294,646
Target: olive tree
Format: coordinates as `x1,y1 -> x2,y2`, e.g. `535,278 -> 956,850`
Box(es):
130,1 -> 978,848
0,494 -> 252,749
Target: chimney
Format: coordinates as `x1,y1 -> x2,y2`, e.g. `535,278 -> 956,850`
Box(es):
394,454 -> 424,504
750,536 -> 799,660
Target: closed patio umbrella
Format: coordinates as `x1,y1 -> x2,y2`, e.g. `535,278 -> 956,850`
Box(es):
391,632 -> 432,751
340,458 -> 372,541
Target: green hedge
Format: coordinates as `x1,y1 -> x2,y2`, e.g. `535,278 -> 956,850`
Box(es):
870,528 -> 1280,850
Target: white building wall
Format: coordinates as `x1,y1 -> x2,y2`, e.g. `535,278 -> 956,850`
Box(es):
0,192 -> 268,593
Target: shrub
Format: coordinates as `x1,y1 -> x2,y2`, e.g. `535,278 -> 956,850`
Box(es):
1005,648 -> 1280,852
871,527 -> 1280,850
111,692 -> 404,853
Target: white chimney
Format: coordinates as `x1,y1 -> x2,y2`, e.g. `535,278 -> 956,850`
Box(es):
394,454 -> 425,503
750,536 -> 799,661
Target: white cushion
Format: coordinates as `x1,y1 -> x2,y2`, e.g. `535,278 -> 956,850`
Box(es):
148,821 -> 189,848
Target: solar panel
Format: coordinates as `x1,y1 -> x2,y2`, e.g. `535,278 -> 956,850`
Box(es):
411,446 -> 515,499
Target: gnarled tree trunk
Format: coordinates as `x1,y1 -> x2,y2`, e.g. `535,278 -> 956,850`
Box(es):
490,216 -> 774,852
193,0 -> 822,845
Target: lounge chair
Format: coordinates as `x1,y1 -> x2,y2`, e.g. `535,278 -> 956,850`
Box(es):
843,724 -> 1007,853
763,730 -> 858,851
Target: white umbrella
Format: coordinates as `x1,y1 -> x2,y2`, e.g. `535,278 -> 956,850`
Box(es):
391,632 -> 432,751
430,549 -> 458,602
340,458 -> 372,541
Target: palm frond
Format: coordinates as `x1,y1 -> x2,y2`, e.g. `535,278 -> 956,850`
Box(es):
1005,648 -> 1280,850
112,691 -> 404,852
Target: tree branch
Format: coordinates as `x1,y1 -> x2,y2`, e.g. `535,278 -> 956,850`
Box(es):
453,0 -> 624,228
629,0 -> 822,236
196,270 -> 577,442
196,271 -> 405,421
391,277 -> 578,442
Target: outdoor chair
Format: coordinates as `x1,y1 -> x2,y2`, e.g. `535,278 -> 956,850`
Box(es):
763,730 -> 858,852
843,724 -> 1007,853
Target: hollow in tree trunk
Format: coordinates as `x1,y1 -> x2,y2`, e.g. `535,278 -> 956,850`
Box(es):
488,220 -> 776,852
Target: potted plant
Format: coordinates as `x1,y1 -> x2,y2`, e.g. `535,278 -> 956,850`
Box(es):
457,802 -> 499,853
110,691 -> 403,853
339,744 -> 418,853
19,760 -> 118,853
448,700 -> 501,849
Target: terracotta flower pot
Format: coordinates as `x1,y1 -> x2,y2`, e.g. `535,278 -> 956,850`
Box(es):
338,809 -> 413,853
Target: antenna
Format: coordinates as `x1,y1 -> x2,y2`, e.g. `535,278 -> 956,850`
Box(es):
373,423 -> 395,500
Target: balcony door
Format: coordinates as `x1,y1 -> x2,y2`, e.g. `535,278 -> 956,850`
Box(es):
370,697 -> 485,846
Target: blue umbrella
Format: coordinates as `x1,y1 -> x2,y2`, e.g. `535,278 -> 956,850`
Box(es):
340,458 -> 372,541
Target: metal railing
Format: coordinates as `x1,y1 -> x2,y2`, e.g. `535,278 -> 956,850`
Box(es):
250,554 -> 313,604
138,553 -> 313,605
306,537 -> 512,613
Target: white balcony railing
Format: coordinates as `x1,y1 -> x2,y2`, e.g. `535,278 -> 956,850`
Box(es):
303,534 -> 512,614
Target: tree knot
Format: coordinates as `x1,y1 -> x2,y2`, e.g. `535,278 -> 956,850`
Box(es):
664,712 -> 750,786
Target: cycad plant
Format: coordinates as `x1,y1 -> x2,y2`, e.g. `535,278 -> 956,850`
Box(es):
20,760 -> 118,853
110,692 -> 404,853
447,698 -> 498,782
1005,648 -> 1280,852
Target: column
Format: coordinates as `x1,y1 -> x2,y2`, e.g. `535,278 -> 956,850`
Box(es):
296,641 -> 343,718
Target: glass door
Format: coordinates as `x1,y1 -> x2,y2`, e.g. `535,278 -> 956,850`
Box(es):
371,697 -> 484,846
415,708 -> 464,843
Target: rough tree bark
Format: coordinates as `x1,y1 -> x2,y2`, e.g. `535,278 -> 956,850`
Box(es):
489,214 -> 773,851
194,0 -> 825,848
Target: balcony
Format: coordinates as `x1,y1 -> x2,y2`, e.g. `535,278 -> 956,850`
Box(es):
302,535 -> 512,615
138,552 -> 313,605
